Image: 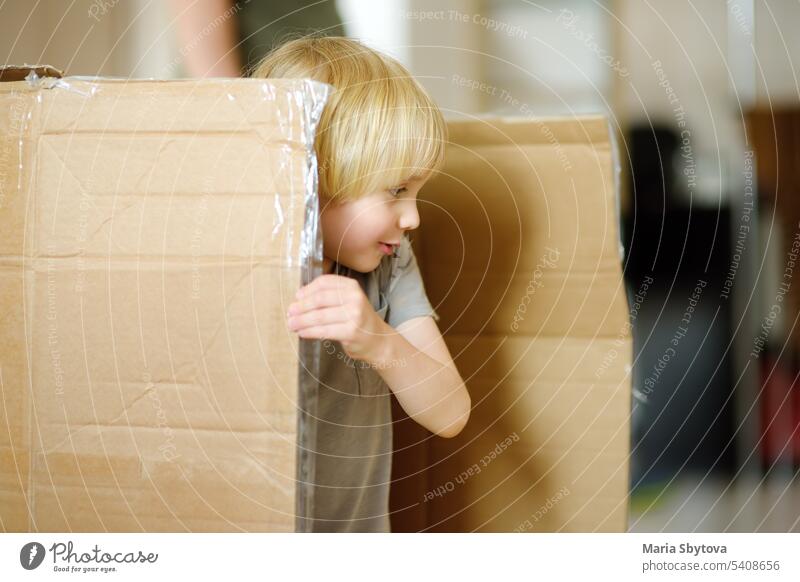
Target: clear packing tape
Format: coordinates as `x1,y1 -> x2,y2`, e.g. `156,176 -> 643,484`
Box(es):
0,65 -> 329,531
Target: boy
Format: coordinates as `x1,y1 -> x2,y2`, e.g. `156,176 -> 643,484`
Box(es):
252,37 -> 471,532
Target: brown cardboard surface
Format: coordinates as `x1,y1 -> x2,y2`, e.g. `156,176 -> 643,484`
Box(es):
391,116 -> 631,532
0,71 -> 326,531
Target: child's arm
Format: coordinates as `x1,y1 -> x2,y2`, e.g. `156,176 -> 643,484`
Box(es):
167,0 -> 242,77
287,275 -> 471,438
374,315 -> 471,438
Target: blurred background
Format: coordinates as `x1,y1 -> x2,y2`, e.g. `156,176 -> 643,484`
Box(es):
2,0 -> 799,532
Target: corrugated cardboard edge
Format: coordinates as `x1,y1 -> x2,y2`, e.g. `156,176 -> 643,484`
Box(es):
0,64 -> 63,83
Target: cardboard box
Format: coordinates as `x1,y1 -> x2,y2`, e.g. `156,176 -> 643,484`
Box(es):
0,66 -> 328,531
391,117 -> 632,532
1,66 -> 629,532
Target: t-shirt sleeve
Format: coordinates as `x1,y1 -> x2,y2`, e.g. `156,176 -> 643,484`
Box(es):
386,237 -> 441,329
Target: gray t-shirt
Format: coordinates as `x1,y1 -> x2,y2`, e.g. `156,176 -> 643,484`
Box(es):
307,236 -> 439,532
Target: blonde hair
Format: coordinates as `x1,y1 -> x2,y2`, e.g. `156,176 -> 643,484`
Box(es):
250,36 -> 447,203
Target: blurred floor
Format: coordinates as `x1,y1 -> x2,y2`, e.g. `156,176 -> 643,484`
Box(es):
629,473 -> 800,532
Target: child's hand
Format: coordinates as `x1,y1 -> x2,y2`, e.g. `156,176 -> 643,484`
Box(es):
286,274 -> 390,364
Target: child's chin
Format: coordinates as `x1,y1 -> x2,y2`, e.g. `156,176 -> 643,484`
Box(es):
339,254 -> 381,274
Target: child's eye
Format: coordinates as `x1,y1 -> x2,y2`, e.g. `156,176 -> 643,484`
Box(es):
388,186 -> 407,198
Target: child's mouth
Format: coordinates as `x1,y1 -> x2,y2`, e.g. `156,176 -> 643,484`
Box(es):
378,242 -> 398,256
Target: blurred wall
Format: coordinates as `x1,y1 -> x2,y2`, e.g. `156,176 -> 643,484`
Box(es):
0,0 -> 176,78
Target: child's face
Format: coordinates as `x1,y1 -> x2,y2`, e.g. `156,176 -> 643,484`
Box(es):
320,175 -> 429,273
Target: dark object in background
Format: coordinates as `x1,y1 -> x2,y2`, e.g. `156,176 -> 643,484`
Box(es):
624,124 -> 735,490
627,126 -> 680,217
238,0 -> 345,74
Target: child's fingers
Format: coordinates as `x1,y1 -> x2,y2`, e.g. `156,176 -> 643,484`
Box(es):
296,274 -> 358,298
288,289 -> 353,315
287,306 -> 351,332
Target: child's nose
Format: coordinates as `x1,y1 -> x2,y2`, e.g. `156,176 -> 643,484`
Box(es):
398,201 -> 420,230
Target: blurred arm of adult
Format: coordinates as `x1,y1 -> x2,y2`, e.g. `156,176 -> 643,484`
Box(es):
167,0 -> 243,77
